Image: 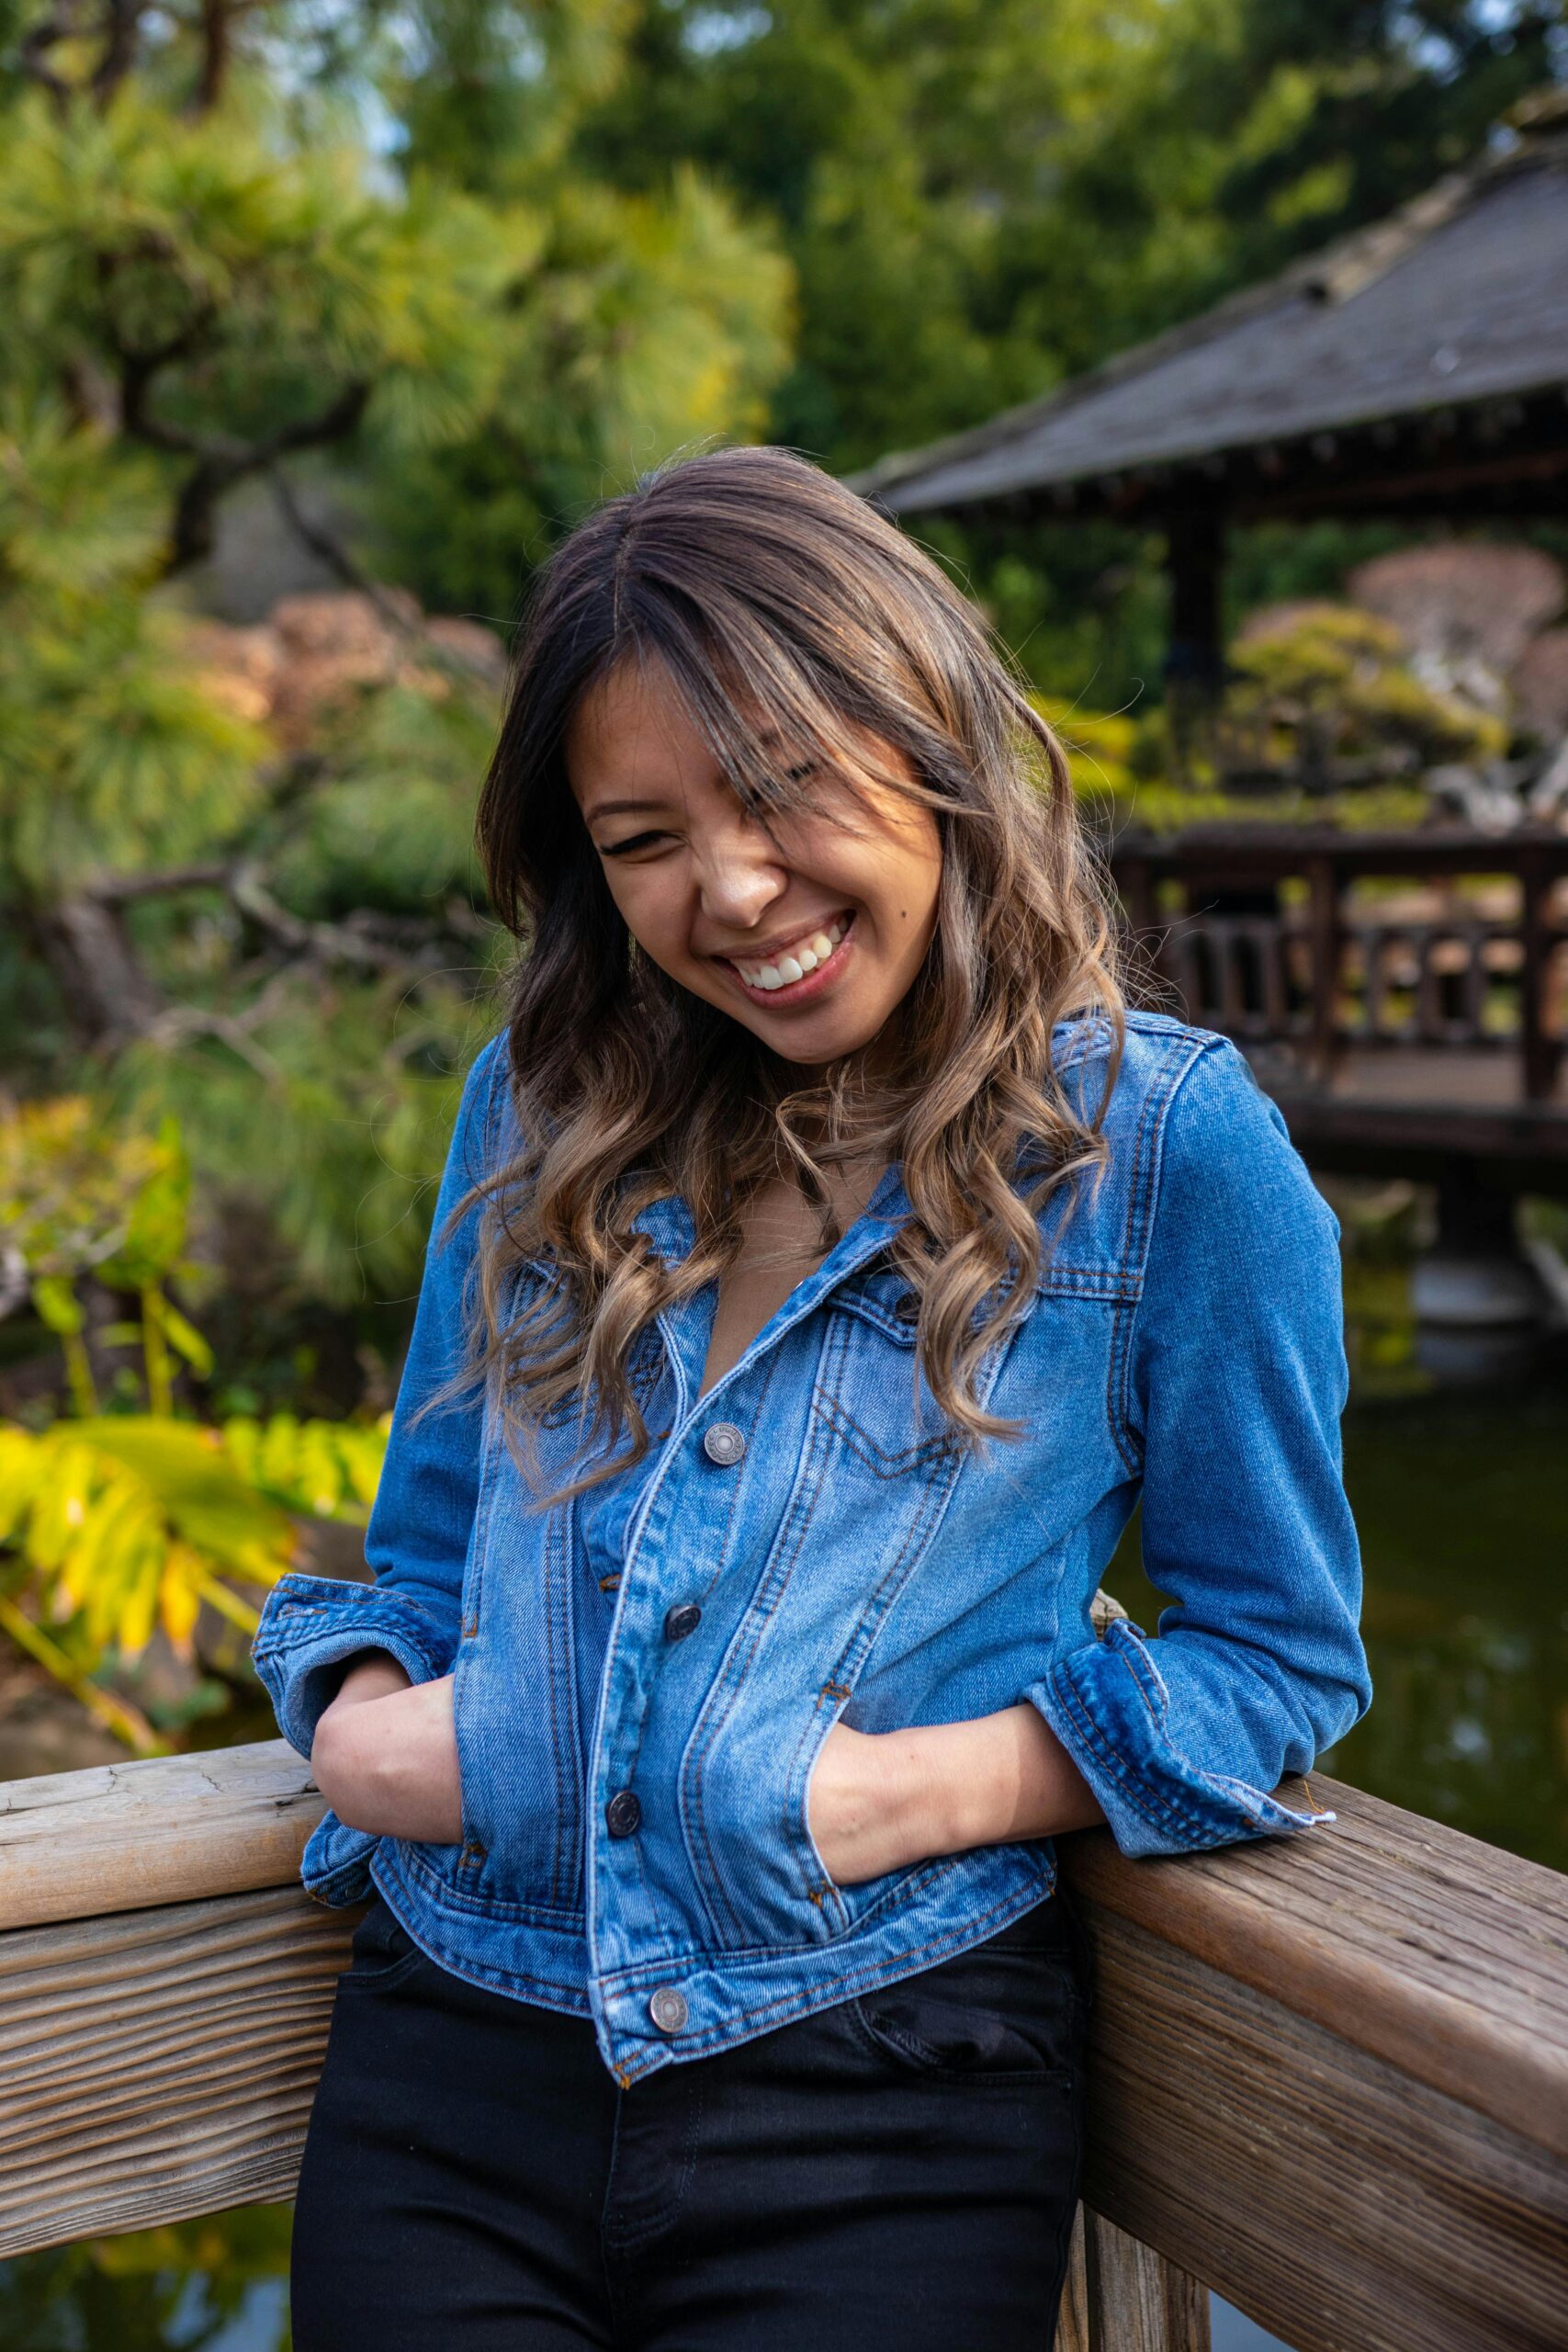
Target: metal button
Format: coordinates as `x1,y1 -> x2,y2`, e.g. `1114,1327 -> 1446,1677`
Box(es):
605,1788 -> 642,1838
649,1985 -> 689,2035
703,1420 -> 746,1466
664,1601 -> 702,1643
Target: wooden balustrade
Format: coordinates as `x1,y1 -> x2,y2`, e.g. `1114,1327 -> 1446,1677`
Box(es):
1,1742 -> 1563,2350
1109,824 -> 1568,1102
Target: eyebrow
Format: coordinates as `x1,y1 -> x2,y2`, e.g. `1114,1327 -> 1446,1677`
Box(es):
581,797 -> 670,824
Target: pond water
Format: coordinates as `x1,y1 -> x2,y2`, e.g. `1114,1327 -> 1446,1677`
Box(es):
4,1236 -> 1563,2349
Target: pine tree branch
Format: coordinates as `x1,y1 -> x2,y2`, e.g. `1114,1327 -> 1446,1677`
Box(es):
18,7 -> 78,115
266,467 -> 419,637
117,371 -> 373,573
92,860 -> 233,905
90,0 -> 146,104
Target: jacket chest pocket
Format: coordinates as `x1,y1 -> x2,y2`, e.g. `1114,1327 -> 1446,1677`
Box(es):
816,1267 -> 965,1479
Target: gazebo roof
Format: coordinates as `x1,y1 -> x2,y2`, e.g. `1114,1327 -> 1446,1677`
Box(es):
845,128 -> 1568,526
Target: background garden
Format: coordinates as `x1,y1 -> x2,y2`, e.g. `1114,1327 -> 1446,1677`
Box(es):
2,1 -> 1565,2343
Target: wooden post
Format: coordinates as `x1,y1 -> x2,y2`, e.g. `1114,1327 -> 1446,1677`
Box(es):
1120,854 -> 1156,944
1518,844 -> 1559,1102
1305,853 -> 1341,1085
1163,504 -> 1227,786
1056,2204 -> 1211,2352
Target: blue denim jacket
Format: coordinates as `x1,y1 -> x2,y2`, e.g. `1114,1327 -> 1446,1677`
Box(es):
252,1009 -> 1371,2083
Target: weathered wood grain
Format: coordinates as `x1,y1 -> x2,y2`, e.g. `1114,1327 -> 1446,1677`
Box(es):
1062,1771 -> 1568,2162
1055,2204 -> 1211,2352
0,1741 -> 320,1931
1077,1904 -> 1568,2352
0,1884 -> 349,2256
0,1742 -> 1564,2352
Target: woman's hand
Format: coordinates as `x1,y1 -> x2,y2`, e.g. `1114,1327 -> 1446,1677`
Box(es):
310,1654 -> 465,1846
807,1704 -> 1107,1887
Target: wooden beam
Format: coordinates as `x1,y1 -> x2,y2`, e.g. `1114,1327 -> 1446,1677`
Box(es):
0,1884 -> 342,2256
1056,2204 -> 1210,2351
0,1749 -> 1564,2348
1074,1900 -> 1565,2352
1061,1774 -> 1568,2164
0,1741 -> 321,1931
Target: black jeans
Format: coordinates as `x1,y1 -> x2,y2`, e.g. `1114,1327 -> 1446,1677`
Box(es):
289,1883 -> 1092,2351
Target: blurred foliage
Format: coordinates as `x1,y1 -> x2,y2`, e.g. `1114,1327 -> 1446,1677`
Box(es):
0,1088 -> 389,1748
0,0 -> 790,1401
0,2196 -> 293,2350
0,1406 -> 388,1752
1,1091 -> 208,1414
1226,604 -> 1511,780
552,0 -> 1565,693
0,403 -> 265,895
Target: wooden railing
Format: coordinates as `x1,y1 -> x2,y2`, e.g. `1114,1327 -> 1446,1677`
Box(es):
1,1745 -> 1564,2351
1108,824 -> 1568,1100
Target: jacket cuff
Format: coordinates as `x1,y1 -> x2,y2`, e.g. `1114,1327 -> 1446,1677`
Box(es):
1025,1616 -> 1338,1860
250,1571 -> 459,1760
297,1807 -> 383,1909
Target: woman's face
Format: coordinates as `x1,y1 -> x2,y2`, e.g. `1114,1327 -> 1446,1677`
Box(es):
566,655 -> 942,1069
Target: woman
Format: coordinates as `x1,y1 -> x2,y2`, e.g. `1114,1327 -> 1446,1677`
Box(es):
253,443 -> 1371,2350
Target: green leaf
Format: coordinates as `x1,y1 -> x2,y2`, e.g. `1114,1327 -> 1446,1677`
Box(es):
157,1301 -> 215,1379
31,1275 -> 83,1336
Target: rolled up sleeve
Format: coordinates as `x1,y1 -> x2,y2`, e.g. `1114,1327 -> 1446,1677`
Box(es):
1028,1035 -> 1372,1859
249,1035 -> 504,1896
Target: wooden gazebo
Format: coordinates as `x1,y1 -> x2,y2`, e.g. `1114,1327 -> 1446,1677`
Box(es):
845,108 -> 1568,698
845,109 -> 1568,1199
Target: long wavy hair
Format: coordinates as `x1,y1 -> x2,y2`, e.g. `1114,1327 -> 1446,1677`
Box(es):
423,442 -> 1126,1503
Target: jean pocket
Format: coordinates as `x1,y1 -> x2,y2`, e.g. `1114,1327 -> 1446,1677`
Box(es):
847,1936 -> 1085,2086
339,1896 -> 427,1990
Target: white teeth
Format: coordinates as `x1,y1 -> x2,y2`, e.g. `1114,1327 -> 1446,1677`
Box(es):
735,913 -> 851,989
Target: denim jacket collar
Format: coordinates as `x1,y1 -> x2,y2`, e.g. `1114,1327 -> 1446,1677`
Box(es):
636,1163 -> 917,1425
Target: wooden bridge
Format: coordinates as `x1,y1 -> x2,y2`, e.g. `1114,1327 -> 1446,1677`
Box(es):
0,1734 -> 1563,2350
1110,823 -> 1568,1194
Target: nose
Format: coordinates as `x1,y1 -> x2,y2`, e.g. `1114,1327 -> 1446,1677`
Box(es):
694,806 -> 791,933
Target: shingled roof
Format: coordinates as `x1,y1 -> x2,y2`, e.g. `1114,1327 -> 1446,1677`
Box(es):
845,127 -> 1568,525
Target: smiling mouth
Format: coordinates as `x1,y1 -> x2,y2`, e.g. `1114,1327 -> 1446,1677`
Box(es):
719,910 -> 855,999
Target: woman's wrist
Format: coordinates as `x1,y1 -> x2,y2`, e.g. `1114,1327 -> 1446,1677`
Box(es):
807,1703 -> 1106,1887
890,1706 -> 1107,1861
311,1658 -> 465,1844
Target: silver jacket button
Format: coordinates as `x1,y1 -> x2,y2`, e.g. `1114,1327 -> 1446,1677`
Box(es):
702,1421 -> 746,1466
649,1985 -> 689,2034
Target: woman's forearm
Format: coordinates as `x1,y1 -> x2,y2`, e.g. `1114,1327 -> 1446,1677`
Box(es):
312,1654 -> 465,1844
808,1705 -> 1106,1886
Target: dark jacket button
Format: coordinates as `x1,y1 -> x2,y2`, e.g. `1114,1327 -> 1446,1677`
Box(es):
649,1986 -> 689,2034
664,1602 -> 702,1643
703,1421 -> 746,1465
605,1789 -> 642,1838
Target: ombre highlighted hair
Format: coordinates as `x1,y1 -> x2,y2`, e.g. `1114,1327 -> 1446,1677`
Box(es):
423,442 -> 1127,1500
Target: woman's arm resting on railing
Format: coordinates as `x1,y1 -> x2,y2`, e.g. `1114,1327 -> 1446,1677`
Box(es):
311,1656 -> 465,1847
1023,1039 -> 1373,1860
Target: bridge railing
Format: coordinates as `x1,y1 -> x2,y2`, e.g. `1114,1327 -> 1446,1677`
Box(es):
1109,823 -> 1568,1101
1,1744 -> 1563,2352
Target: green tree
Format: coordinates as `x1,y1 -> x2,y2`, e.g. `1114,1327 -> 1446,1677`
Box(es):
0,0 -> 792,1360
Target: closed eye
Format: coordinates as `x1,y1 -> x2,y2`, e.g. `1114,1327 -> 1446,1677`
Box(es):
600,831 -> 668,857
